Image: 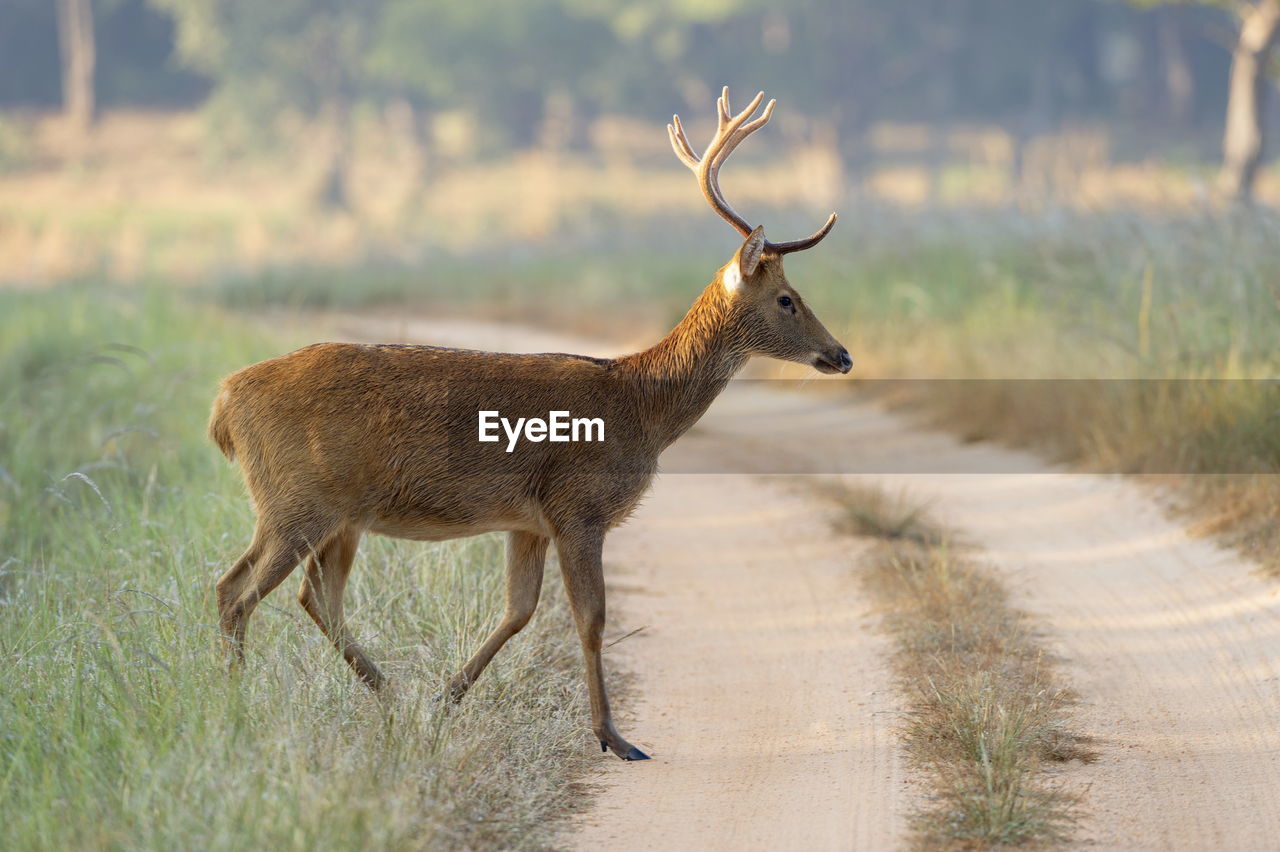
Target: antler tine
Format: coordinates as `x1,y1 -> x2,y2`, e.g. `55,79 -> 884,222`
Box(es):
767,212 -> 839,255
717,86 -> 732,128
711,98 -> 775,169
720,90 -> 765,138
667,115 -> 700,169
740,97 -> 776,136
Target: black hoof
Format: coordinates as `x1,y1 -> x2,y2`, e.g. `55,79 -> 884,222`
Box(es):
601,740 -> 608,753
621,746 -> 650,761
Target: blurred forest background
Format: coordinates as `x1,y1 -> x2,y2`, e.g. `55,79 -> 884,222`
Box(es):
2,0 -> 1279,282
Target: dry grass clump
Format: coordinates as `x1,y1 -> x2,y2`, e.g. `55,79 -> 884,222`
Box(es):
830,482 -> 1093,848
827,481 -> 949,549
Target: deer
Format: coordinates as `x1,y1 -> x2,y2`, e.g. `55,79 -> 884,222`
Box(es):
208,87 -> 851,762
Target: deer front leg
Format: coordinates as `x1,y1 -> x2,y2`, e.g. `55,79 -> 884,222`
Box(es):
446,530 -> 548,701
556,527 -> 649,761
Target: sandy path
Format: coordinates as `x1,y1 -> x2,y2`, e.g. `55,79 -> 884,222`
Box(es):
330,318 -> 913,849
328,315 -> 1280,850
574,474 -> 909,848
901,472 -> 1280,850
666,388 -> 1280,851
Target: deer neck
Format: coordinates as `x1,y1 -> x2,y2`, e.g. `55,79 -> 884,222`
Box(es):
618,283 -> 748,446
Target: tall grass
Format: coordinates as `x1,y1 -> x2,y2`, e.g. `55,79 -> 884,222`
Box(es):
812,210 -> 1280,569
0,286 -> 594,849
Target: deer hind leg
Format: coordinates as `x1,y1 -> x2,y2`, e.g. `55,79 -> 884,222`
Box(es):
297,526 -> 386,691
216,539 -> 262,663
556,527 -> 648,761
218,519 -> 336,666
447,531 -> 549,701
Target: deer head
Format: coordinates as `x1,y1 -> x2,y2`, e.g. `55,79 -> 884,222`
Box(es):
670,88 -> 852,375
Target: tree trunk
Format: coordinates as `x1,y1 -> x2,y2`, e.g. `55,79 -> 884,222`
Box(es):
1159,9 -> 1194,126
318,98 -> 352,211
1218,0 -> 1280,202
1014,54 -> 1056,199
56,0 -> 96,133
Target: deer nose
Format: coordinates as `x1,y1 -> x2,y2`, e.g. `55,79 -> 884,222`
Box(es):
835,348 -> 853,374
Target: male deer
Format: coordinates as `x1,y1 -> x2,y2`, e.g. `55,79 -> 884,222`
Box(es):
209,87 -> 851,761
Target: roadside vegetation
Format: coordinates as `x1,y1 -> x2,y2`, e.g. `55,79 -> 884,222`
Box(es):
820,210 -> 1280,573
829,482 -> 1093,848
0,285 -> 594,850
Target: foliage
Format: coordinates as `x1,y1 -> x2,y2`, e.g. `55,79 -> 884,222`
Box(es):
0,0 -> 1250,151
150,0 -> 382,120
368,0 -> 616,145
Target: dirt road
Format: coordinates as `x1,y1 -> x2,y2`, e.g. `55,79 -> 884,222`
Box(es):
331,315 -> 1280,850
667,392 -> 1280,850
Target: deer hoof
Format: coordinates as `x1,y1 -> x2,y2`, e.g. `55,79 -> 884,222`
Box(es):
601,740 -> 648,760
438,677 -> 469,704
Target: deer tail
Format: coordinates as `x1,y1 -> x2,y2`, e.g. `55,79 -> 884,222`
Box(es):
208,388 -> 237,462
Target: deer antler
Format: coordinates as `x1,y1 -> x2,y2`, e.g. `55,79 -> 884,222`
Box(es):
668,86 -> 837,255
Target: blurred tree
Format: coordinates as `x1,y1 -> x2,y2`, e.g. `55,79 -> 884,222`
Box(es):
1132,0 -> 1280,201
56,0 -> 97,132
561,0 -> 758,115
369,0 -> 616,150
150,0 -> 616,195
1157,8 -> 1195,124
589,0 -> 1134,179
0,0 -> 206,112
97,0 -> 210,107
0,1 -> 62,108
0,0 -> 1245,182
54,0 -> 177,133
1219,1 -> 1280,199
150,0 -> 386,208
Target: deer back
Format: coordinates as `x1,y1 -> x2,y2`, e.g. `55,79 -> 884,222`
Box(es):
211,342 -> 661,539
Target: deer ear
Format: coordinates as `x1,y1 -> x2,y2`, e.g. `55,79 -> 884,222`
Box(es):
725,226 -> 766,291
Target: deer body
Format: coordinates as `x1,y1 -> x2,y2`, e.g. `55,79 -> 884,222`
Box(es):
211,89 -> 851,761
213,345 -> 659,542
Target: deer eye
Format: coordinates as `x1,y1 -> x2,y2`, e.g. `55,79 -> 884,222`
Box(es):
777,295 -> 793,309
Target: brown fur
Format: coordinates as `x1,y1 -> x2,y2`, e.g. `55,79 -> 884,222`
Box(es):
212,96 -> 851,761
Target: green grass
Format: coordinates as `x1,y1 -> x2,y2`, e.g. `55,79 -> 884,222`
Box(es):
0,285 -> 595,850
206,239 -> 703,339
